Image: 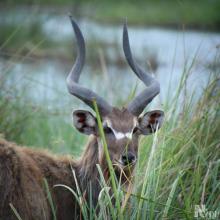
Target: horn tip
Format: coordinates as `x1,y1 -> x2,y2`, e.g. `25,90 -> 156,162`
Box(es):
68,14 -> 77,27
68,15 -> 79,34
68,13 -> 74,22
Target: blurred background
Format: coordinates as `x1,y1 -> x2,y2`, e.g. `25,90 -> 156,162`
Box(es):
0,0 -> 220,154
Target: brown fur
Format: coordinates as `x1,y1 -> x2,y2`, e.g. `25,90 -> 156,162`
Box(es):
0,137 -> 107,220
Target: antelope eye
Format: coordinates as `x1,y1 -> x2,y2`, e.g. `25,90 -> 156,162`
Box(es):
104,126 -> 113,134
133,126 -> 139,134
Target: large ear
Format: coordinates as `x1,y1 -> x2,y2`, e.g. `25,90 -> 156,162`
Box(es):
73,110 -> 97,135
138,110 -> 164,135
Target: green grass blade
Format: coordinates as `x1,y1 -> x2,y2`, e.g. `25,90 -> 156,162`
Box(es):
9,203 -> 23,220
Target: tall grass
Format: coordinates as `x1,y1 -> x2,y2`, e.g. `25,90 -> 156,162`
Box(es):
0,72 -> 86,155
53,67 -> 219,219
0,48 -> 220,219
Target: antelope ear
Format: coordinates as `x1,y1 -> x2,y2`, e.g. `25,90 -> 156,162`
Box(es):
138,110 -> 164,135
73,110 -> 97,135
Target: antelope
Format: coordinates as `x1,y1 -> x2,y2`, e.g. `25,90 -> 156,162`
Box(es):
0,16 -> 164,220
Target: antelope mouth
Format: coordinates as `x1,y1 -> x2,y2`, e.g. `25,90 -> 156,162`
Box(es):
112,160 -> 136,181
113,159 -> 137,170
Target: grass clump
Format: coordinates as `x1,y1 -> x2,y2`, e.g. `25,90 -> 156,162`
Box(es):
52,70 -> 220,219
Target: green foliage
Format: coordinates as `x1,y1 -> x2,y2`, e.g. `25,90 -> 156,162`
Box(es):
0,74 -> 86,155
91,0 -> 220,31
3,0 -> 220,30
0,22 -> 46,50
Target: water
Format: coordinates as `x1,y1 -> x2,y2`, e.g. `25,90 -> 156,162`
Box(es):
0,12 -> 220,114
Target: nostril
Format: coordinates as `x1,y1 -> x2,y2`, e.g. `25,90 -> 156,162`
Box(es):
128,153 -> 136,163
121,152 -> 136,165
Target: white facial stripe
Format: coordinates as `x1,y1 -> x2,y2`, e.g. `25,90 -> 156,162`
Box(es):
112,129 -> 133,140
114,132 -> 125,140
103,118 -> 136,140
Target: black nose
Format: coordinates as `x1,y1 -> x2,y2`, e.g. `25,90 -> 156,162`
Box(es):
121,152 -> 136,166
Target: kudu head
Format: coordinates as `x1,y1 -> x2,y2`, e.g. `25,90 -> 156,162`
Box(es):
67,16 -> 164,176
